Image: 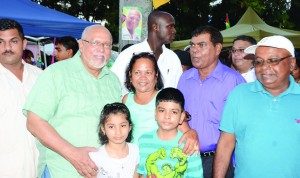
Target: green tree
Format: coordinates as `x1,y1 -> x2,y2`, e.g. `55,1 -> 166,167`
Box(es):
288,0 -> 300,30
160,0 -> 299,39
31,0 -> 300,43
157,0 -> 211,40
210,0 -> 294,29
32,0 -> 119,42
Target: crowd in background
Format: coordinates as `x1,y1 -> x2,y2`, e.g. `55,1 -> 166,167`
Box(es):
1,8 -> 300,178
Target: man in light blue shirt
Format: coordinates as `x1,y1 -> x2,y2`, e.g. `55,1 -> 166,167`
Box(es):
214,35 -> 300,178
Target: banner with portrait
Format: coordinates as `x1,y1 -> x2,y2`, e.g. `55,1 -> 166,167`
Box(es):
122,6 -> 142,41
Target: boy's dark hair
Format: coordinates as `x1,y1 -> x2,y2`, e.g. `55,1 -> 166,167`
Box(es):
98,102 -> 133,144
156,87 -> 185,111
233,35 -> 257,45
125,52 -> 164,92
191,25 -> 223,46
0,18 -> 24,39
55,36 -> 79,56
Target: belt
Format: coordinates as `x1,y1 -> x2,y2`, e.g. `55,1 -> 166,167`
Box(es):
200,150 -> 215,157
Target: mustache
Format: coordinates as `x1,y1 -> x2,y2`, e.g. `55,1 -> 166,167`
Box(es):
2,50 -> 14,55
94,53 -> 106,58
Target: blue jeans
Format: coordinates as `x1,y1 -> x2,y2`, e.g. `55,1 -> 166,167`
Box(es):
41,165 -> 51,178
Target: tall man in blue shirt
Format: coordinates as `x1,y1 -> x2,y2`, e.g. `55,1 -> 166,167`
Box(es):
177,26 -> 245,178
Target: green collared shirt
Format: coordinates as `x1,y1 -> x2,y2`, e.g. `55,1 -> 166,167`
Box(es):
23,51 -> 122,178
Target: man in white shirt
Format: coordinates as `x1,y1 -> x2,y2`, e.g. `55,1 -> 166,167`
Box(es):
112,11 -> 182,95
0,18 -> 42,178
231,35 -> 257,82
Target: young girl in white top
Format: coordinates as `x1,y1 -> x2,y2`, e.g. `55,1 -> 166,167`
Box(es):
89,103 -> 139,178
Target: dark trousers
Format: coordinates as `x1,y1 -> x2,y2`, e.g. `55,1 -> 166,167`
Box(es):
202,155 -> 234,178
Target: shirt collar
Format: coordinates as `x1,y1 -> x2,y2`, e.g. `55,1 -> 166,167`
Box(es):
144,39 -> 167,53
0,59 -> 25,74
72,51 -> 110,79
251,75 -> 300,96
186,60 -> 224,81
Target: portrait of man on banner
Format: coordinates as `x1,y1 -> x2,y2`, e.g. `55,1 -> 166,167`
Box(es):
122,6 -> 142,41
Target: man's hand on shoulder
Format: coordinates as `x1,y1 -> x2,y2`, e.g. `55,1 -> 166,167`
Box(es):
178,129 -> 199,156
65,146 -> 98,178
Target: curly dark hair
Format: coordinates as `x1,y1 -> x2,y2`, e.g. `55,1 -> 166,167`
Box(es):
98,102 -> 133,145
0,18 -> 24,40
125,52 -> 164,93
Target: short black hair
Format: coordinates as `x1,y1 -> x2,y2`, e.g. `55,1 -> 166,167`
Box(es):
233,35 -> 257,45
191,25 -> 223,46
23,49 -> 33,58
147,11 -> 173,32
0,18 -> 24,39
125,52 -> 164,92
156,87 -> 185,111
174,49 -> 192,67
55,36 -> 78,56
98,103 -> 133,145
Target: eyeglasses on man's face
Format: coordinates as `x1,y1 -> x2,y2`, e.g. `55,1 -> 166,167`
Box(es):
252,55 -> 292,67
82,39 -> 112,49
231,48 -> 245,54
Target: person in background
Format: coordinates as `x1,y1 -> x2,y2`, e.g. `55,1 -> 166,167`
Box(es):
23,25 -> 122,178
214,35 -> 300,178
291,56 -> 300,83
0,18 -> 42,178
111,10 -> 182,95
54,36 -> 78,61
122,8 -> 141,41
89,102 -> 139,178
177,25 -> 246,178
137,88 -> 203,177
174,49 -> 193,71
23,49 -> 35,65
231,35 -> 257,82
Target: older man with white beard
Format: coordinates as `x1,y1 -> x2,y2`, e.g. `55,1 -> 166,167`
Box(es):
23,25 -> 122,178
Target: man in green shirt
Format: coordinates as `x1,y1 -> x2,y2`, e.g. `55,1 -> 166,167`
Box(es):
23,25 -> 122,178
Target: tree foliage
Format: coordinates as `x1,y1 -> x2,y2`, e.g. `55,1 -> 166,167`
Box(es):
158,0 -> 299,40
32,0 -> 300,42
32,0 -> 119,41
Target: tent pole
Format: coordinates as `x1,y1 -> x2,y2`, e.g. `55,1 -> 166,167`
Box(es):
43,44 -> 48,68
